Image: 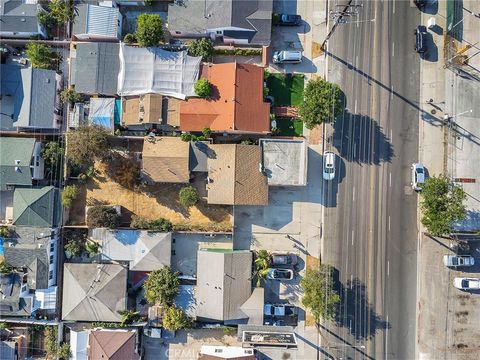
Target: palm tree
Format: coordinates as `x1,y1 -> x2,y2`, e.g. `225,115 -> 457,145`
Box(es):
255,268 -> 270,287
118,310 -> 140,326
254,250 -> 270,270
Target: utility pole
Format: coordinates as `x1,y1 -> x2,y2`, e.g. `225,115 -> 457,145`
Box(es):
320,0 -> 354,51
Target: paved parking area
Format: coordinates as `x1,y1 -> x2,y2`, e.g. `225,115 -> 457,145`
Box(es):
417,234 -> 480,359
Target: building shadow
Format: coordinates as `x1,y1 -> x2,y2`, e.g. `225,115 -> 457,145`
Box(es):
332,111 -> 394,165
422,33 -> 438,62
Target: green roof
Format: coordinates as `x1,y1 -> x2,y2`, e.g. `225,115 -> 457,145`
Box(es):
0,137 -> 35,190
13,186 -> 61,227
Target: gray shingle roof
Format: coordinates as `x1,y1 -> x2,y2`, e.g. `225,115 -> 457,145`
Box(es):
62,263 -> 127,322
0,273 -> 32,316
4,248 -> 48,289
13,186 -> 61,228
0,137 -> 35,190
167,0 -> 273,46
196,249 -> 253,323
0,65 -> 57,130
72,42 -> 120,95
0,0 -> 41,35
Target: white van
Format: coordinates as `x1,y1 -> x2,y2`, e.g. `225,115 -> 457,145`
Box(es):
273,50 -> 302,64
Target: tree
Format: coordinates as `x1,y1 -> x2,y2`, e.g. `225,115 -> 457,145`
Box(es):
420,175 -> 466,236
57,343 -> 71,360
179,186 -> 199,208
0,260 -> 12,274
135,13 -> 163,47
0,227 -> 11,238
143,266 -> 180,305
48,0 -> 74,24
194,79 -> 212,98
44,326 -> 71,360
202,127 -> 212,138
60,88 -> 83,104
87,206 -> 121,229
61,185 -> 79,208
25,43 -> 58,69
254,250 -> 271,287
300,265 -> 340,323
64,238 -> 83,257
42,141 -> 64,167
180,133 -> 192,142
298,78 -> 343,129
162,306 -> 192,331
130,215 -> 150,229
113,157 -> 140,190
188,38 -> 214,62
67,125 -> 110,166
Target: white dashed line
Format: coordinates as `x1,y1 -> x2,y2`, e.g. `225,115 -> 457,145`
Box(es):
352,230 -> 354,245
389,172 -> 392,187
392,42 -> 395,57
388,215 -> 391,231
352,186 -> 356,202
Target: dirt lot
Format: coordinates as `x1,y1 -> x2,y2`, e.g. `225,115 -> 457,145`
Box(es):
68,161 -> 232,232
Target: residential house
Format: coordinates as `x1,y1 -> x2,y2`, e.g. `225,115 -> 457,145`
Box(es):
117,44 -> 201,100
260,139 -> 308,186
0,227 -> 59,317
0,335 -> 26,360
121,94 -> 163,127
70,42 -> 120,96
141,136 -> 191,183
199,346 -> 256,360
207,144 -> 268,205
69,328 -> 139,360
195,249 -> 263,324
88,97 -> 116,133
179,63 -> 270,134
72,4 -> 122,41
0,137 -> 44,191
12,187 -> 61,228
167,0 -> 273,46
92,228 -> 172,272
0,0 -> 46,39
62,263 -> 128,322
0,65 -> 61,131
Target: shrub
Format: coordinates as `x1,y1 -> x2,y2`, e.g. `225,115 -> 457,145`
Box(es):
0,227 -> 11,238
0,261 -> 13,274
64,239 -> 83,257
61,185 -> 79,208
143,266 -> 180,305
162,306 -> 193,331
85,241 -> 99,255
60,88 -> 83,104
130,215 -> 150,229
135,13 -> 163,47
123,33 -> 136,44
180,133 -> 192,142
179,186 -> 199,208
87,206 -> 121,229
148,218 -> 173,232
194,79 -> 212,97
213,48 -> 262,56
42,141 -> 64,167
202,127 -> 212,138
188,38 -> 214,62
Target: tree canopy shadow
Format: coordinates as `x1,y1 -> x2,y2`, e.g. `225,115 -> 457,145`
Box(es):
332,111 -> 394,165
333,275 -> 390,341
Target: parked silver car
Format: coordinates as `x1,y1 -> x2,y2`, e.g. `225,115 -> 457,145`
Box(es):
443,255 -> 475,268
411,163 -> 426,191
453,278 -> 480,290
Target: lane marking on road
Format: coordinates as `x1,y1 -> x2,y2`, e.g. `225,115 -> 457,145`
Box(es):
390,85 -> 394,100
352,186 -> 356,202
356,55 -> 359,66
390,129 -> 393,139
352,230 -> 354,245
350,274 -> 353,288
389,172 -> 392,187
386,315 -> 389,359
354,99 -> 357,113
393,0 -> 395,14
387,261 -> 390,276
391,42 -> 395,57
388,215 -> 391,231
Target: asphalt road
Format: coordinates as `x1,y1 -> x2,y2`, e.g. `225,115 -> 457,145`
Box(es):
322,1 -> 421,359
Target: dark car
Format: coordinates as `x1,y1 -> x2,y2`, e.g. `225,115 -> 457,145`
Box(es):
274,14 -> 302,26
271,253 -> 298,268
414,25 -> 428,53
414,0 -> 427,9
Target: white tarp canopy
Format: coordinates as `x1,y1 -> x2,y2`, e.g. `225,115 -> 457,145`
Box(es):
117,44 -> 202,100
89,97 -> 115,132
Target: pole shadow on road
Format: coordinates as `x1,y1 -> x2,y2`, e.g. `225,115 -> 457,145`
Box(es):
331,268 -> 390,342
332,111 -> 394,165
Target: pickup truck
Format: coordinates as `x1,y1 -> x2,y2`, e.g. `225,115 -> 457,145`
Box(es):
273,14 -> 302,26
264,304 -> 297,317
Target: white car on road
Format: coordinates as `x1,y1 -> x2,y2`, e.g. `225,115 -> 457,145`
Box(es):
443,255 -> 475,268
411,163 -> 426,191
323,151 -> 336,181
453,278 -> 480,290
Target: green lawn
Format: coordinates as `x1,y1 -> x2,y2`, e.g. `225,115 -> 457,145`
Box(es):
275,118 -> 303,137
266,73 -> 304,106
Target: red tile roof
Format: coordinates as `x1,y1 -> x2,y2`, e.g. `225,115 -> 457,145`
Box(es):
180,63 -> 270,133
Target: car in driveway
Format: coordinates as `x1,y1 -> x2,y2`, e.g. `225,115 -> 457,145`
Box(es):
443,255 -> 475,268
414,0 -> 427,9
323,151 -> 336,181
273,13 -> 302,26
453,278 -> 480,290
267,268 -> 294,280
271,253 -> 298,268
411,163 -> 426,191
414,25 -> 428,53
264,303 -> 297,317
